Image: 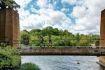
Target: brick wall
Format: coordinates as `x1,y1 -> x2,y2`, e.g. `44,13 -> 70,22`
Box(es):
99,9 -> 105,65
0,9 -> 20,48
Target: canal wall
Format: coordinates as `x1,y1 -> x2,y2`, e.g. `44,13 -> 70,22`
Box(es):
99,9 -> 105,66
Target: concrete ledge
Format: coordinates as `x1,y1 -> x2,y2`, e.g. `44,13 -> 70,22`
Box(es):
97,61 -> 105,67
20,47 -> 105,56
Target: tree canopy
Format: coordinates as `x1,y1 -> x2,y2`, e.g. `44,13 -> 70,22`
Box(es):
0,0 -> 20,10
21,26 -> 99,47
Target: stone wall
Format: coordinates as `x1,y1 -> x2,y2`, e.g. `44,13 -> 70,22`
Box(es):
0,9 -> 20,48
99,9 -> 105,65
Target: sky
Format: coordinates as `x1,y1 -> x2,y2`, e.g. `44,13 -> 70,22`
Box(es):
14,0 -> 105,34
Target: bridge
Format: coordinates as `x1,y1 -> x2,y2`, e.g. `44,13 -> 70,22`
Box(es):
20,47 -> 105,56
1,7 -> 105,67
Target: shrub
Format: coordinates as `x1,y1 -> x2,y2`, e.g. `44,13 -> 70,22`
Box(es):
0,46 -> 20,69
21,63 -> 40,70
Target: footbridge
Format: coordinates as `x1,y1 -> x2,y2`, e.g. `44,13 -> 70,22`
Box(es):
20,47 -> 105,56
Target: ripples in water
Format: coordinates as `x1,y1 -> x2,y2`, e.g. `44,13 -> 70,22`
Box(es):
21,56 -> 105,70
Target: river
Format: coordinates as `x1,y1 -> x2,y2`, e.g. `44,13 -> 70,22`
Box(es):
21,56 -> 105,70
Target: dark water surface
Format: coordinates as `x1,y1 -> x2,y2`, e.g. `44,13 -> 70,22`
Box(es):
21,56 -> 105,70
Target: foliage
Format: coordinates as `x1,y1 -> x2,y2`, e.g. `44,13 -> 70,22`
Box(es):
0,0 -> 20,10
21,63 -> 40,70
0,46 -> 20,68
21,30 -> 30,45
21,26 -> 99,47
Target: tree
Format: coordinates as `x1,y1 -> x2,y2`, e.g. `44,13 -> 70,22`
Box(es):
20,26 -> 99,47
30,29 -> 41,36
48,35 -> 52,47
21,30 -> 30,45
53,28 -> 60,35
79,35 -> 90,46
0,0 -> 20,10
74,33 -> 80,46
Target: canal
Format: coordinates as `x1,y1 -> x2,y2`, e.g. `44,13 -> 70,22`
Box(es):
21,56 -> 105,70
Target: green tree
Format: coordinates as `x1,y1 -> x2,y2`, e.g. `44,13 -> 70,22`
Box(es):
21,30 -> 30,45
29,29 -> 41,46
52,28 -> 60,35
0,0 -> 20,10
20,26 -> 99,47
75,33 -> 80,46
41,26 -> 53,36
30,29 -> 41,36
79,35 -> 90,46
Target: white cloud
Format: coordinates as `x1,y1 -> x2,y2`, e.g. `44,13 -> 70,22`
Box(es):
62,0 -> 77,5
22,8 -> 72,30
72,6 -> 87,18
15,0 -> 105,34
71,0 -> 105,34
37,0 -> 47,8
15,0 -> 31,8
14,0 -> 73,31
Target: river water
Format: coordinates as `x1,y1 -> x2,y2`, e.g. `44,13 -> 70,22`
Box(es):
21,56 -> 105,70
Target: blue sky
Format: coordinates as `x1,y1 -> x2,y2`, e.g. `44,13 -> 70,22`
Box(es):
14,0 -> 105,34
